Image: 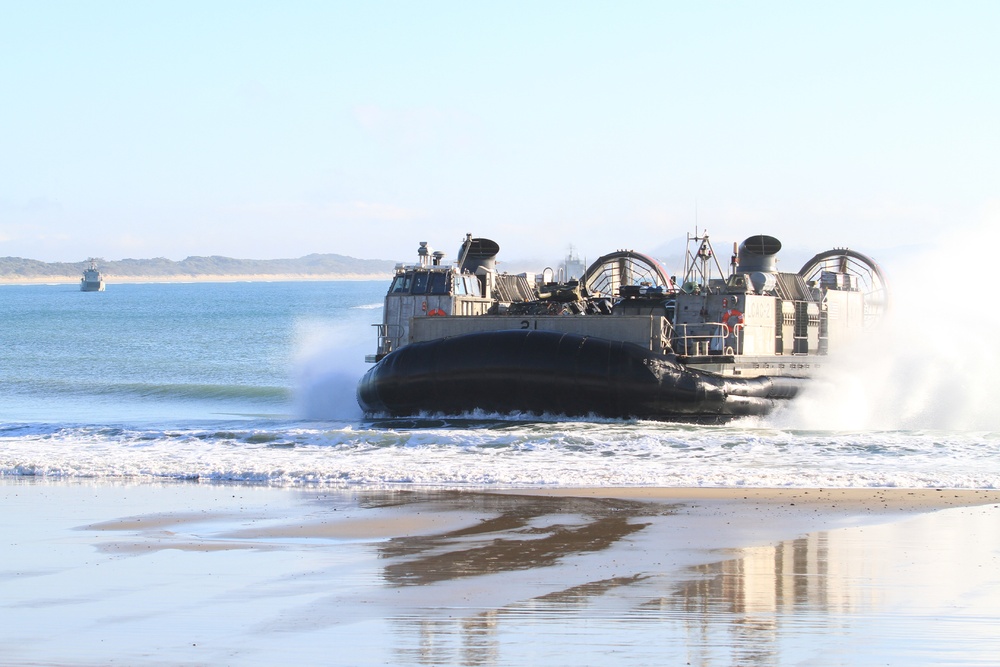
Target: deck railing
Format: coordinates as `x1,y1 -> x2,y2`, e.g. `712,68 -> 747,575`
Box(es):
673,322 -> 743,357
371,323 -> 404,360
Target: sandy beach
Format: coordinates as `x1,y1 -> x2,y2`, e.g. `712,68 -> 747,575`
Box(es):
3,480 -> 999,666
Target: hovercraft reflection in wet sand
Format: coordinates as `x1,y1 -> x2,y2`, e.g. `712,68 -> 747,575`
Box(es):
356,232 -> 887,421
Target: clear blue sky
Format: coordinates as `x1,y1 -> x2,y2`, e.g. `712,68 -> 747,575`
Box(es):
2,1 -> 997,265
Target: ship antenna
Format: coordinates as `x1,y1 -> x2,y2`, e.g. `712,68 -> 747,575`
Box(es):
457,233 -> 472,272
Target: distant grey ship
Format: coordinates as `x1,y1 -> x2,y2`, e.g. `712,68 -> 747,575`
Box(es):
80,260 -> 105,292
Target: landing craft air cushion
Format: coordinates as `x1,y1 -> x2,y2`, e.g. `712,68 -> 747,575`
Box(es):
357,231 -> 887,421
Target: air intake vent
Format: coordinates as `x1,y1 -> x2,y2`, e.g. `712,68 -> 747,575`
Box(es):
738,235 -> 782,273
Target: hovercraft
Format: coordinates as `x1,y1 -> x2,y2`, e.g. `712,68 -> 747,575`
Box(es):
357,231 -> 887,421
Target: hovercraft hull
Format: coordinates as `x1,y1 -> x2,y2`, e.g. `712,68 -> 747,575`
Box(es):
356,329 -> 804,421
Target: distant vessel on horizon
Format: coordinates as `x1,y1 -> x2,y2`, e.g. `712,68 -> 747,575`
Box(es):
80,260 -> 105,292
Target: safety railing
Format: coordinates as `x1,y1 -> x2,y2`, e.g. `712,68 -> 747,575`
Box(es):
368,323 -> 405,361
673,322 -> 744,356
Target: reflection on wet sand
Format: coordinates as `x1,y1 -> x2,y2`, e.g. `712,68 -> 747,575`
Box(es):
46,485 -> 1000,665
394,615 -> 502,667
648,535 -> 835,667
373,491 -> 672,585
383,502 -> 1000,666
670,533 -> 837,616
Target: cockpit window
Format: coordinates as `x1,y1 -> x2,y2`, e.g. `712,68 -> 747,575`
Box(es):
464,275 -> 482,296
390,274 -> 412,293
411,271 -> 429,294
428,272 -> 449,295
389,270 -> 452,295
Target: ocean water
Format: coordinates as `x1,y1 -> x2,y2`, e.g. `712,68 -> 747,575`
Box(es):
1,280 -> 998,490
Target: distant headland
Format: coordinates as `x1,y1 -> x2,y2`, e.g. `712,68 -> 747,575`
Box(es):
0,254 -> 398,285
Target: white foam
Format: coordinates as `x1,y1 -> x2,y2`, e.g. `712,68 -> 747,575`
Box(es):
2,421 -> 998,489
292,313 -> 375,421
766,221 -> 1000,432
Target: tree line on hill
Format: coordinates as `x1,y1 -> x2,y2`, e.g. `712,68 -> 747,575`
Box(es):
0,254 -> 398,279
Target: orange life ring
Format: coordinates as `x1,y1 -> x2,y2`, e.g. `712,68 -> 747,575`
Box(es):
427,308 -> 446,317
720,309 -> 744,330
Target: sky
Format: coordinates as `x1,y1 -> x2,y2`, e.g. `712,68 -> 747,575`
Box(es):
2,1 -> 998,268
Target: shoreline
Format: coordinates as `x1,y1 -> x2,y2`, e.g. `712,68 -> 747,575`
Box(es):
0,273 -> 391,285
509,485 -> 1000,509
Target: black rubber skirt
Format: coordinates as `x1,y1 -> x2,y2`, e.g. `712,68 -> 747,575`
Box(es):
356,329 -> 804,421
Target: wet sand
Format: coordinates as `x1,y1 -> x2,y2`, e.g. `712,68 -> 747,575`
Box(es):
3,480 -> 1000,666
